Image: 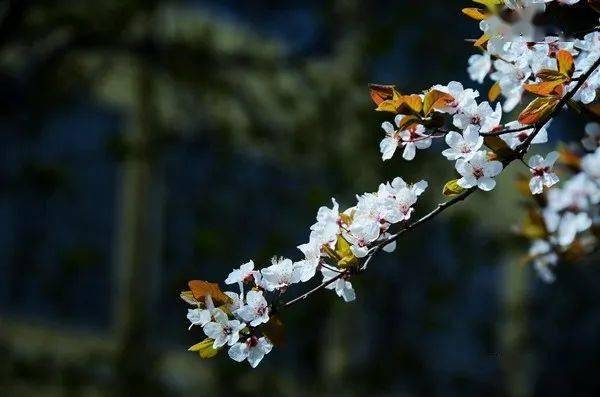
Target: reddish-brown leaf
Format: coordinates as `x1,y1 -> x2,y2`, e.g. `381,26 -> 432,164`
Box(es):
368,84 -> 399,106
518,96 -> 559,125
556,50 -> 574,77
188,280 -> 232,306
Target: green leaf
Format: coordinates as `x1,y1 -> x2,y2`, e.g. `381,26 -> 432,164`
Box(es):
189,338 -> 220,359
443,179 -> 466,196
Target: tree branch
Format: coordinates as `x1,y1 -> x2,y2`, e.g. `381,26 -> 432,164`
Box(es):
279,54 -> 600,309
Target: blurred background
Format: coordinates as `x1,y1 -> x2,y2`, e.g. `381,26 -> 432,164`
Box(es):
0,0 -> 599,396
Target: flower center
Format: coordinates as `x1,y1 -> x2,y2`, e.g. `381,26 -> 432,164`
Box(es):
470,116 -> 480,125
473,167 -> 484,179
246,336 -> 259,347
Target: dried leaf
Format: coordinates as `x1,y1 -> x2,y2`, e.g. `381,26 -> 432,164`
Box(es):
260,315 -> 286,347
488,82 -> 501,102
556,50 -> 574,77
442,179 -> 466,196
189,338 -> 220,359
518,96 -> 559,125
188,280 -> 232,306
462,7 -> 490,20
423,89 -> 454,116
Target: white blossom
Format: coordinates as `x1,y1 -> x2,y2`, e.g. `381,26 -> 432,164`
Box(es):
528,151 -> 560,194
468,54 -> 491,84
453,102 -> 502,133
322,267 -> 355,302
500,121 -> 549,149
228,336 -> 273,368
456,151 -> 503,191
235,290 -> 270,327
310,198 -> 340,244
442,125 -> 484,161
225,260 -> 256,285
202,308 -> 245,349
529,240 -> 558,283
260,257 -> 302,291
582,122 -> 600,151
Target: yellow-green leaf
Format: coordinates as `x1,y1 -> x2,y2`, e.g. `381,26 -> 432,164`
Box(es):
443,179 -> 466,196
473,0 -> 504,12
335,235 -> 358,268
189,338 -> 220,359
462,7 -> 490,20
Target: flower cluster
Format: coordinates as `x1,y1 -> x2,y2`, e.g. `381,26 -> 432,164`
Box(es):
183,176 -> 428,366
466,0 -> 599,112
183,0 -> 600,367
526,146 -> 600,281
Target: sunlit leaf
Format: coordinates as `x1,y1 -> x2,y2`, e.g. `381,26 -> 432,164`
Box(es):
189,338 -> 220,359
523,81 -> 563,97
488,81 -> 501,102
188,280 -> 232,306
335,235 -> 358,268
396,94 -> 423,115
260,315 -> 286,347
473,0 -> 504,12
556,50 -> 574,77
442,179 -> 466,196
462,7 -> 490,20
518,96 -> 559,125
423,89 -> 454,116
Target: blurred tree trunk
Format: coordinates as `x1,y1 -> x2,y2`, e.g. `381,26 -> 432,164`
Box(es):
499,256 -> 534,397
112,10 -> 165,396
